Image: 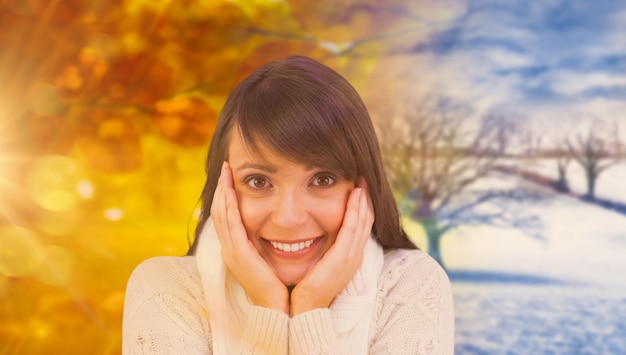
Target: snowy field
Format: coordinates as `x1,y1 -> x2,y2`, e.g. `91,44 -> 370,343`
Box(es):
453,283 -> 626,354
416,164 -> 626,354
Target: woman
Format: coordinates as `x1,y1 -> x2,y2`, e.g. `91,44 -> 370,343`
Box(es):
123,56 -> 454,354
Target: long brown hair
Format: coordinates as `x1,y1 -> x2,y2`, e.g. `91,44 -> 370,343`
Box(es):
188,56 -> 415,255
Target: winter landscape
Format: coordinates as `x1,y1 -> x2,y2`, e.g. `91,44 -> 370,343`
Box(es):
425,162 -> 626,354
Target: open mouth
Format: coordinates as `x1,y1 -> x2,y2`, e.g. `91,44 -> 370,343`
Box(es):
267,237 -> 319,253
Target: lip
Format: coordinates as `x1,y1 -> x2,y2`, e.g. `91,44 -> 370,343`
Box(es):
262,236 -> 323,259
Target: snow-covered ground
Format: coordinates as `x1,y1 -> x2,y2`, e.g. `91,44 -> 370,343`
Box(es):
453,283 -> 626,354
408,165 -> 626,354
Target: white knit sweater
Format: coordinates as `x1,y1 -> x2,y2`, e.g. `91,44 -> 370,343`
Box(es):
122,248 -> 455,354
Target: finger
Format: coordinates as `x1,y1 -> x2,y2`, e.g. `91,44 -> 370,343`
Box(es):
356,175 -> 374,226
334,187 -> 361,250
222,162 -> 246,250
212,162 -> 232,248
352,177 -> 373,252
222,161 -> 247,251
210,162 -> 225,225
356,186 -> 373,250
224,186 -> 249,246
356,175 -> 367,189
222,161 -> 234,188
209,162 -> 225,216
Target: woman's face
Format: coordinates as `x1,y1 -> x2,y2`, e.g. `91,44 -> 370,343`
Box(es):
227,130 -> 355,286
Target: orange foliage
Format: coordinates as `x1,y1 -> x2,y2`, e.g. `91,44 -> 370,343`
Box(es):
153,95 -> 216,147
73,109 -> 142,173
0,0 -> 425,353
234,40 -> 330,84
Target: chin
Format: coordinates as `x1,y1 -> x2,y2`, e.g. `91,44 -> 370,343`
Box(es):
275,268 -> 308,287
279,274 -> 304,287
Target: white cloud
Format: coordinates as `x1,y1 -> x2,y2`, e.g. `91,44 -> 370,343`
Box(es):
550,71 -> 626,96
463,10 -> 535,43
522,98 -> 626,143
482,47 -> 534,69
367,49 -> 530,118
368,0 -> 626,139
609,17 -> 626,53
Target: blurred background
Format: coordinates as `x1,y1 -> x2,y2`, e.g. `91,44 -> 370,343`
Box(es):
1,0 -> 625,354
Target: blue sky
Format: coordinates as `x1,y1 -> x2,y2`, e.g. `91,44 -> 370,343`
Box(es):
373,0 -> 625,140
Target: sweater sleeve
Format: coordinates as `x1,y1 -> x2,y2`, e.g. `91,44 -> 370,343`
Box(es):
122,256 -> 211,354
369,250 -> 455,354
287,250 -> 454,355
289,308 -> 337,354
237,306 -> 289,354
122,256 -> 290,355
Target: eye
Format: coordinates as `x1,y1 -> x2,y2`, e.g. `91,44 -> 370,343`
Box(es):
245,176 -> 270,189
312,174 -> 335,187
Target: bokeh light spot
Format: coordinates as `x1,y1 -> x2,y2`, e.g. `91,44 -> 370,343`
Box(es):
56,65 -> 83,90
77,180 -> 95,199
32,319 -> 51,339
28,155 -> 84,212
104,208 -> 124,221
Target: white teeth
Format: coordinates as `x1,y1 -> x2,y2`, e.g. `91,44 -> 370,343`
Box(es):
270,238 -> 317,252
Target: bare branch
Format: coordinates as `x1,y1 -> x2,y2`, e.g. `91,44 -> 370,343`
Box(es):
565,117 -> 622,198
376,94 -> 543,265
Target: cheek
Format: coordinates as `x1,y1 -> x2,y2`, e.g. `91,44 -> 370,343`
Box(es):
317,193 -> 350,236
236,196 -> 267,238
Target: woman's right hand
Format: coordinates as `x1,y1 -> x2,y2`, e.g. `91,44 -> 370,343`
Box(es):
210,161 -> 289,314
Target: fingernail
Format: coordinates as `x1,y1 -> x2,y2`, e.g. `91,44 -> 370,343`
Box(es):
357,176 -> 367,188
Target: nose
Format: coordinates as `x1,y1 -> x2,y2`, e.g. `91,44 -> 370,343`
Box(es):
270,189 -> 308,229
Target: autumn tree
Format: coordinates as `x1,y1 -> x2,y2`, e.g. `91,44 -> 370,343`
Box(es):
377,95 -> 540,267
1,0 -> 431,217
1,1 -> 461,354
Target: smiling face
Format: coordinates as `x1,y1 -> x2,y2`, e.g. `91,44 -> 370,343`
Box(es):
228,129 -> 355,286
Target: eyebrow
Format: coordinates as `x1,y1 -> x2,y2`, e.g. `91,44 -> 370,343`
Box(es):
234,162 -> 317,173
235,162 -> 277,174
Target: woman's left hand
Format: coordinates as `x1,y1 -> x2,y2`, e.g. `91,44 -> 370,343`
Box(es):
289,177 -> 374,316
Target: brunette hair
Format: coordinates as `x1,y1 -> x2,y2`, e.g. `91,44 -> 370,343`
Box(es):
188,55 -> 415,255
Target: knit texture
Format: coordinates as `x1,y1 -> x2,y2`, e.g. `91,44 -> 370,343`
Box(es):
122,249 -> 454,354
195,218 -> 384,354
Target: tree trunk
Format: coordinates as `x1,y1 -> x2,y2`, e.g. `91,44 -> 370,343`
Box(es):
422,219 -> 445,268
586,168 -> 596,200
555,163 -> 570,192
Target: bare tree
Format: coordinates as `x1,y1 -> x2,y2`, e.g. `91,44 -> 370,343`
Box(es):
554,147 -> 572,193
567,119 -> 623,200
376,95 -> 540,267
544,132 -> 573,193
519,125 -> 543,157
